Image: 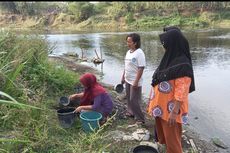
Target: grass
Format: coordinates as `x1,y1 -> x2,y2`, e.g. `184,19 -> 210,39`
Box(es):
0,30 -> 140,153
0,30 -> 81,152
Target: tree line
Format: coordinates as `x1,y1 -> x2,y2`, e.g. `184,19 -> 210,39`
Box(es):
0,2 -> 229,22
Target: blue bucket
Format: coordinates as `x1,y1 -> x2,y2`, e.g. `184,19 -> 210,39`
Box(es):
80,111 -> 102,133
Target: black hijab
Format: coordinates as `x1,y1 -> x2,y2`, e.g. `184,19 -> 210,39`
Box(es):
151,29 -> 195,93
163,26 -> 191,61
163,26 -> 181,32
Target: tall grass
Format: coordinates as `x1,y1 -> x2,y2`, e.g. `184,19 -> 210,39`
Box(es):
0,30 -> 118,153
0,91 -> 42,110
0,30 -> 82,152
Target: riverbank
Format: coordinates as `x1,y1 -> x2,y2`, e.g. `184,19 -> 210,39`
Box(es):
1,11 -> 230,32
49,55 -> 224,153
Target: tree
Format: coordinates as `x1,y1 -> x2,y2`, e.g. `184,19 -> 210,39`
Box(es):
67,2 -> 94,22
108,2 -> 132,20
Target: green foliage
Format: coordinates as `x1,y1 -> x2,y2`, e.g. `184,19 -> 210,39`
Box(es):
94,2 -> 111,14
0,91 -> 42,130
219,10 -> 230,20
199,12 -> 219,22
80,3 -> 95,20
0,2 -> 64,16
0,30 -> 78,98
0,2 -> 18,13
0,2 -> 230,29
0,30 -> 78,122
0,32 -> 25,96
46,64 -> 75,93
23,60 -> 79,96
67,2 -> 95,22
0,31 -> 51,99
125,12 -> 135,24
131,12 -> 212,30
0,108 -> 117,152
131,2 -> 146,12
108,2 -> 132,20
67,2 -> 79,16
0,30 -> 81,152
15,2 -> 35,15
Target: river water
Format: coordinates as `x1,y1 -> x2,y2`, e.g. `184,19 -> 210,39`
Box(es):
45,28 -> 230,150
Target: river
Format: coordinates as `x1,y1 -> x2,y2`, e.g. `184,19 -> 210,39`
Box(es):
45,28 -> 230,151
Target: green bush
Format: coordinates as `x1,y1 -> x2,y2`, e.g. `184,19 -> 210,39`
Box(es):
125,12 -> 135,24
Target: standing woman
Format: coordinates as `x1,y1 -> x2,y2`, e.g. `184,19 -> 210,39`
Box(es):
121,33 -> 146,124
147,29 -> 195,153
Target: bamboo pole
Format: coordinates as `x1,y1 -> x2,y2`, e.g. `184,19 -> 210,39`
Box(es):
94,49 -> 100,59
81,48 -> 83,59
100,47 -> 103,59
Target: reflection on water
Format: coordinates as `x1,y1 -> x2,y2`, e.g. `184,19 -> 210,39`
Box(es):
46,28 -> 230,149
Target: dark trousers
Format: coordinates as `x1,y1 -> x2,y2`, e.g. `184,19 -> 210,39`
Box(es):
125,83 -> 145,122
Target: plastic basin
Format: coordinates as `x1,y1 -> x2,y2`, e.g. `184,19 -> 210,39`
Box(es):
80,111 -> 102,133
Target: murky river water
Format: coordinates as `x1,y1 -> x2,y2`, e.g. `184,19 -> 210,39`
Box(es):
45,28 -> 230,150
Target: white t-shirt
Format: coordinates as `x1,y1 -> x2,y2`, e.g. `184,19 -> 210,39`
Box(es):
124,48 -> 146,86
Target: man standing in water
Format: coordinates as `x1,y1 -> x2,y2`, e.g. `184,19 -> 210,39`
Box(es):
121,33 -> 146,124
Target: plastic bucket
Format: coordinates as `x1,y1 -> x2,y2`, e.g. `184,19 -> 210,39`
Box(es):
59,96 -> 70,106
115,84 -> 124,93
57,107 -> 76,128
80,111 -> 102,133
131,145 -> 159,153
